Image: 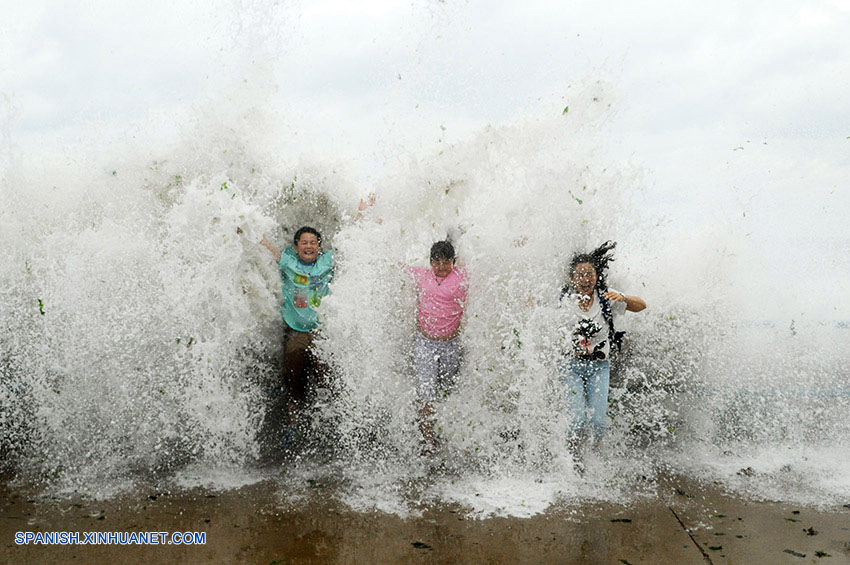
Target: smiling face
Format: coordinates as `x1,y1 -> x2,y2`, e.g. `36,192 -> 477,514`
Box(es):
294,232 -> 320,264
571,262 -> 598,296
431,257 -> 454,278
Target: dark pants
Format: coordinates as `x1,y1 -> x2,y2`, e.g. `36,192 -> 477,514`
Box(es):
282,326 -> 327,407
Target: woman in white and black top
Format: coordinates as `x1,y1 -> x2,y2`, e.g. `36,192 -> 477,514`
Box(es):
559,241 -> 646,451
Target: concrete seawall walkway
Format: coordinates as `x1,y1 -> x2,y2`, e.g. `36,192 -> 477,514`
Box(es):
3,476 -> 848,563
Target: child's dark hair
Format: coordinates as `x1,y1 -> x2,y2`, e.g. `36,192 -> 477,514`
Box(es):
567,240 -> 616,291
430,240 -> 455,262
293,226 -> 322,246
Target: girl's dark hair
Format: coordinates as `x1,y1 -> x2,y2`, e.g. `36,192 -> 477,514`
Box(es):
564,240 -> 616,294
430,240 -> 455,261
293,226 -> 322,246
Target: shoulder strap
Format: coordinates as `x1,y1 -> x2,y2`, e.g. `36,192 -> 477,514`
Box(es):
598,288 -> 614,331
597,288 -> 625,352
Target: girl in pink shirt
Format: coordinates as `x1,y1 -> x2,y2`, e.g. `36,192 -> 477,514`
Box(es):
406,240 -> 468,455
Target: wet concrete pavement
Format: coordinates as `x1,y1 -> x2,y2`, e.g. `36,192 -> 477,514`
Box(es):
2,476 -> 849,564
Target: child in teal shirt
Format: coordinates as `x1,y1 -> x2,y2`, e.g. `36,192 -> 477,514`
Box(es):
259,195 -> 374,452
261,226 -> 333,443
277,240 -> 334,332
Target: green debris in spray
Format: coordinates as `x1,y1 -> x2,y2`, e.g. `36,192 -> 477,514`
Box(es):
568,190 -> 583,205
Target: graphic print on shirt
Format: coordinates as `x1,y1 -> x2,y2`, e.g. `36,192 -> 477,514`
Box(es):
292,273 -> 310,308
278,247 -> 334,332
572,318 -> 607,360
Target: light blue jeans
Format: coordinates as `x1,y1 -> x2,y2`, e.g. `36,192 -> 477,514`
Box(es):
559,357 -> 610,441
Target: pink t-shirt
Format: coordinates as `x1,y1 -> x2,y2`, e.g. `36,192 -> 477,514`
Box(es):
408,266 -> 469,339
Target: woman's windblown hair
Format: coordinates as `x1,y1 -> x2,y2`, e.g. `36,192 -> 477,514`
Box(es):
563,240 -> 617,295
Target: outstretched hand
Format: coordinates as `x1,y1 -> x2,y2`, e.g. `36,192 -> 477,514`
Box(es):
606,291 -> 647,312
359,193 -> 376,211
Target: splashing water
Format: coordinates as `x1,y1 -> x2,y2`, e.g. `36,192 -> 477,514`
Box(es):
2,17 -> 849,515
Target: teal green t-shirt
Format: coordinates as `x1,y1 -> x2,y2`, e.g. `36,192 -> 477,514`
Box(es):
279,247 -> 334,332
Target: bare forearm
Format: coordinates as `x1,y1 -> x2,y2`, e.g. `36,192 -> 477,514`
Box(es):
603,290 -> 646,312
260,237 -> 281,263
624,295 -> 646,312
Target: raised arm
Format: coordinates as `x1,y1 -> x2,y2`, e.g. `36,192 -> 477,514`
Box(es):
260,236 -> 282,263
603,291 -> 646,312
354,193 -> 377,223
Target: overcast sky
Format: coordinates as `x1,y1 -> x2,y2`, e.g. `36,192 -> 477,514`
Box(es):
2,0 -> 849,316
